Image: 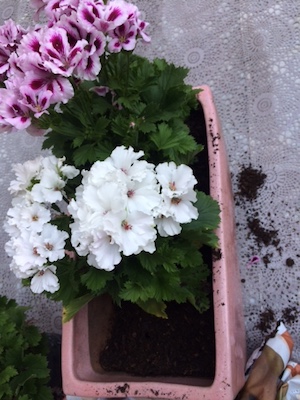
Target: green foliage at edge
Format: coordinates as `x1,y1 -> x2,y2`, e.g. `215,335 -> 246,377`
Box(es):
0,296 -> 53,400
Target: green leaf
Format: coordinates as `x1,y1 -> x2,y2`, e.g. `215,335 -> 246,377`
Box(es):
0,384 -> 13,399
73,136 -> 85,148
51,259 -> 81,305
185,191 -> 221,231
136,299 -> 167,319
72,143 -> 112,166
81,268 -> 114,292
35,385 -> 53,400
119,281 -> 153,303
22,354 -> 49,379
150,122 -> 198,163
9,354 -> 49,394
94,116 -> 110,133
22,325 -> 42,348
0,366 -> 18,385
62,293 -> 94,323
91,95 -> 112,115
150,123 -> 176,150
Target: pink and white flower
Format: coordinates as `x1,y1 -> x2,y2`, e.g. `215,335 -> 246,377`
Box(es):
0,19 -> 26,48
44,0 -> 80,22
0,0 -> 150,134
40,27 -> 88,77
19,86 -> 52,118
0,88 -> 31,130
77,0 -> 105,32
107,20 -> 137,52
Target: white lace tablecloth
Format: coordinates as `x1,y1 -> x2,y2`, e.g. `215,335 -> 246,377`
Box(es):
1,0 -> 300,367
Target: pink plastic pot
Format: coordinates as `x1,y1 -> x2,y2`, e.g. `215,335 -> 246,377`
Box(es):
62,85 -> 246,399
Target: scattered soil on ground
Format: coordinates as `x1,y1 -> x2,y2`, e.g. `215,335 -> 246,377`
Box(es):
236,165 -> 267,202
256,308 -> 276,333
255,306 -> 298,335
247,218 -> 280,248
281,307 -> 298,324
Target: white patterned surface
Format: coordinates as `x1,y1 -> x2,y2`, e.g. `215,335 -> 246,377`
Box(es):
0,0 -> 300,374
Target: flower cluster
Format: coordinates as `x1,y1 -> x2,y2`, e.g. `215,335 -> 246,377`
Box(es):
4,156 -> 79,293
4,147 -> 199,292
0,0 -> 149,133
1,0 -> 221,318
68,146 -> 198,271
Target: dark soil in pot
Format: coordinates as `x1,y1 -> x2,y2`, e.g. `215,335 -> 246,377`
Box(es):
99,104 -> 216,379
46,333 -> 65,400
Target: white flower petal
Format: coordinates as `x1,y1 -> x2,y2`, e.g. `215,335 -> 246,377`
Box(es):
30,266 -> 59,294
156,216 -> 182,237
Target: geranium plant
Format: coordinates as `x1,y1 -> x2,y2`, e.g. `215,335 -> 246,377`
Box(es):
0,295 -> 52,400
1,0 -> 220,320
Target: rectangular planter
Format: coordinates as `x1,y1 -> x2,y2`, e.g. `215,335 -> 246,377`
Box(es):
62,85 -> 247,399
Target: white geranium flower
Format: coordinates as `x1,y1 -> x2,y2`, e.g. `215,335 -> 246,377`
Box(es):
13,230 -> 47,269
4,237 -> 14,258
9,259 -> 38,279
106,145 -> 151,182
8,157 -> 43,194
31,169 -> 65,203
156,162 -> 197,198
69,220 -> 92,256
82,160 -> 116,186
60,164 -> 80,179
107,145 -> 144,169
155,215 -> 182,237
5,201 -> 50,235
83,181 -> 126,214
3,221 -> 20,238
105,210 -> 157,256
5,205 -> 24,236
67,146 -> 199,271
88,230 -> 121,271
160,192 -> 199,224
30,265 -> 59,294
125,174 -> 161,214
8,155 -> 79,204
42,155 -> 79,179
156,162 -> 198,224
35,223 -> 69,262
20,202 -> 51,232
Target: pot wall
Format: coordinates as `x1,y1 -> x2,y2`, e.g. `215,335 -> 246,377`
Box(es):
62,85 -> 247,399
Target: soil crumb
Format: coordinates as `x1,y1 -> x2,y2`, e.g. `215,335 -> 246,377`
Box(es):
247,218 -> 280,248
282,306 -> 298,324
236,165 -> 267,201
285,258 -> 295,267
256,308 -> 276,333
